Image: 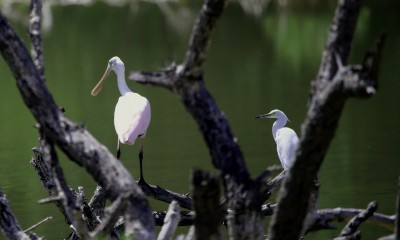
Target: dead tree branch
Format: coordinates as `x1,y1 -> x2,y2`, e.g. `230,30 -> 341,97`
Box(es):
268,0 -> 385,238
0,190 -> 41,240
378,177 -> 400,240
396,177 -> 400,239
29,0 -> 45,81
192,170 -> 224,240
136,181 -> 193,210
130,1 -> 264,237
334,201 -> 378,239
311,207 -> 394,233
0,11 -> 155,240
39,135 -> 90,238
157,201 -> 181,240
129,64 -> 176,90
312,0 -> 361,95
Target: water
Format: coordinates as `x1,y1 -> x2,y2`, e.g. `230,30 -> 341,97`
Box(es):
0,1 -> 399,239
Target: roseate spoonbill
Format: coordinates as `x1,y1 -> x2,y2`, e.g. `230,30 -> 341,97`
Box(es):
91,56 -> 151,185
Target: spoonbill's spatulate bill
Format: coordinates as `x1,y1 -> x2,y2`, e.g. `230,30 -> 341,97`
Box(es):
255,109 -> 299,170
91,56 -> 151,185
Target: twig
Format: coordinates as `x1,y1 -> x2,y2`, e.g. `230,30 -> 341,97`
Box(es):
38,195 -> 63,204
24,216 -> 53,233
157,201 -> 181,240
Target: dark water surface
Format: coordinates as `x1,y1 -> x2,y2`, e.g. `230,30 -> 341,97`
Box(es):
0,1 -> 399,239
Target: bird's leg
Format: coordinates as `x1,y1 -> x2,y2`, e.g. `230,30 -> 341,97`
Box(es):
138,138 -> 147,185
116,139 -> 121,160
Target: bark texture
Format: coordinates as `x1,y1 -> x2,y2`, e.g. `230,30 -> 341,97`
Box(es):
0,12 -> 155,240
268,0 -> 385,238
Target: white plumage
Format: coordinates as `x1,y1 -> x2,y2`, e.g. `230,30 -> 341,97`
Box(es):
114,92 -> 151,145
256,109 -> 299,170
91,56 -> 151,184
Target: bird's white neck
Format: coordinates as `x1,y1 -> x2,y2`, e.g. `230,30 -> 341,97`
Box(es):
272,117 -> 287,140
115,67 -> 132,96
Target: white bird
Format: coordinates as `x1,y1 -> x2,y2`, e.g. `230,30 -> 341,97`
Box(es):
255,109 -> 299,170
91,56 -> 151,185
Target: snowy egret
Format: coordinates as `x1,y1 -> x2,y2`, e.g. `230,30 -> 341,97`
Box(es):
91,56 -> 151,185
255,109 -> 299,170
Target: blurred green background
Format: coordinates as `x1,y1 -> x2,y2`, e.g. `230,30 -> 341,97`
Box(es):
0,0 -> 399,239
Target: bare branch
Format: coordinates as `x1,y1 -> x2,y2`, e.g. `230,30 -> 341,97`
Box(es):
88,185 -> 106,221
31,147 -> 68,219
24,217 -> 52,233
90,193 -> 129,238
259,170 -> 286,202
136,181 -> 193,210
0,13 -> 155,239
268,0 -> 385,239
40,135 -> 90,237
157,201 -> 181,240
180,0 -> 228,78
0,190 -> 40,240
153,211 -> 194,227
378,176 -> 400,240
334,201 -> 378,238
129,64 -> 176,90
312,0 -> 361,95
396,177 -> 400,239
192,170 -> 223,240
309,207 -> 394,233
29,0 -> 45,81
334,232 -> 361,240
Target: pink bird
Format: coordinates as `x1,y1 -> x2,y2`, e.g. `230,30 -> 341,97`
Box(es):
91,56 -> 151,185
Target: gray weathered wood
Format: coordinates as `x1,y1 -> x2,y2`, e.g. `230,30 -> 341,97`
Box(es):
157,201 -> 181,240
0,12 -> 155,240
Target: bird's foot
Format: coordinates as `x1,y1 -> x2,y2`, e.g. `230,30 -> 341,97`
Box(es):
138,178 -> 155,195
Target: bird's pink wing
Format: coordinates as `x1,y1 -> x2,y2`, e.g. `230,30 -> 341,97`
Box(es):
114,93 -> 151,145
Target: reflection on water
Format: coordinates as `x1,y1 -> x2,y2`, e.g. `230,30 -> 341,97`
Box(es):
0,1 -> 399,239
